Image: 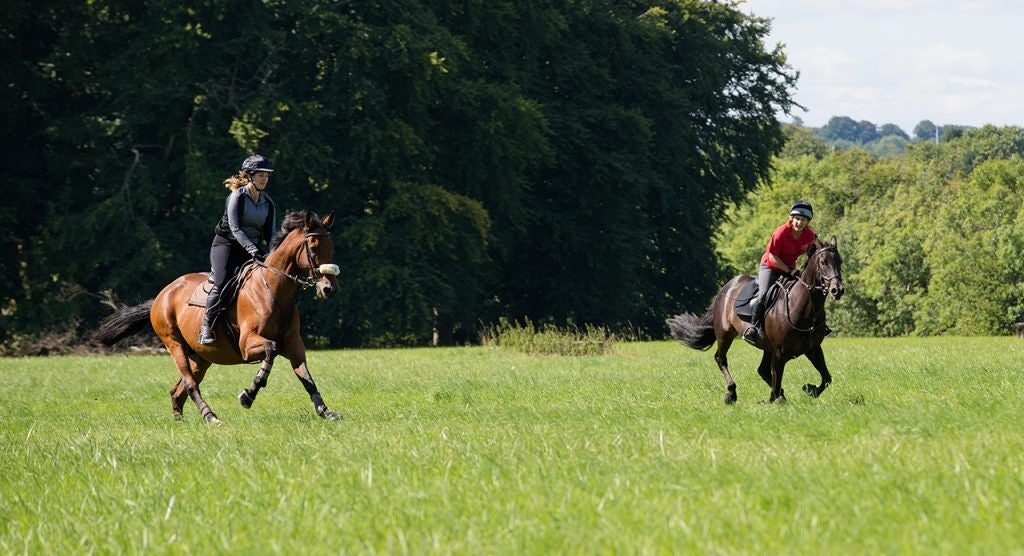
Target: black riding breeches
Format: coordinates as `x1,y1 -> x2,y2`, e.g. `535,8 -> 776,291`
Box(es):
209,234 -> 247,297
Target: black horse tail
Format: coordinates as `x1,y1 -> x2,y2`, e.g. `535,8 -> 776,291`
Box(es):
666,310 -> 715,351
94,300 -> 154,346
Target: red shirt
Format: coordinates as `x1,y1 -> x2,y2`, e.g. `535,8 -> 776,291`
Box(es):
761,222 -> 816,271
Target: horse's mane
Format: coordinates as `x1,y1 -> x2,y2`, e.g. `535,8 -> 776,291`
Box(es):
270,211 -> 321,251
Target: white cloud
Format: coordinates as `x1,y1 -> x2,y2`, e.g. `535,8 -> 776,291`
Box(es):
742,0 -> 1024,130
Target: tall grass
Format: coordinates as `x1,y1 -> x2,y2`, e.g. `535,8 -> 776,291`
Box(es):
2,337 -> 1023,553
482,317 -> 619,355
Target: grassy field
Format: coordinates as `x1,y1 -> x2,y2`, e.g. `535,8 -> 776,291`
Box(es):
2,337 -> 1023,554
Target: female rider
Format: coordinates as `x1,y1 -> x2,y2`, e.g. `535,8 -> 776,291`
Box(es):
742,200 -> 816,346
199,154 -> 277,344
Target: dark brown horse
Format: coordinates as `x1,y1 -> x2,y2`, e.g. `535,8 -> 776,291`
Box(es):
667,237 -> 844,404
96,211 -> 342,424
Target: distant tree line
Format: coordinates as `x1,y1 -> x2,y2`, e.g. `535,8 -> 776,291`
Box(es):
797,115 -> 976,157
718,124 -> 1024,336
1,0 -> 796,352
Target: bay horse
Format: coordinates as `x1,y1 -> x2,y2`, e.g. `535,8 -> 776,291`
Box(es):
95,210 -> 342,424
667,236 -> 844,404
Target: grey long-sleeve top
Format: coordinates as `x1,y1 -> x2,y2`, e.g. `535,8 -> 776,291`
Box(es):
224,185 -> 275,253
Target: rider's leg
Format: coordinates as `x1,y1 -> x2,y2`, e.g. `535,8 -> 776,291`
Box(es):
199,286 -> 221,344
200,236 -> 234,345
743,264 -> 776,346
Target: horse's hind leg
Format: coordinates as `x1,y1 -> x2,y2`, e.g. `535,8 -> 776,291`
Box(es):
167,341 -> 221,424
170,356 -> 211,420
802,345 -> 832,398
714,336 -> 739,404
170,378 -> 186,420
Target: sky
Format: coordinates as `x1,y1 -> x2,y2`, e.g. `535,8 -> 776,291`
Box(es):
738,0 -> 1024,134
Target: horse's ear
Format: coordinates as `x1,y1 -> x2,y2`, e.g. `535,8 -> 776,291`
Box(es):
830,235 -> 838,248
808,239 -> 821,255
322,211 -> 335,230
304,211 -> 315,230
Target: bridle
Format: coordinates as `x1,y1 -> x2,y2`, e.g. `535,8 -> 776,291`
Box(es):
783,246 -> 841,332
791,247 -> 841,294
256,230 -> 337,290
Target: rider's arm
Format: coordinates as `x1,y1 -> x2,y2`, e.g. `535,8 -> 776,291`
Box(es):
766,252 -> 794,273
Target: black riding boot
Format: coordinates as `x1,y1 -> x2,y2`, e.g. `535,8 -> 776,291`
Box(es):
199,286 -> 221,345
743,298 -> 765,346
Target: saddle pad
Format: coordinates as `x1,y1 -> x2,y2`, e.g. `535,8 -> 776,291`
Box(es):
186,275 -> 214,308
733,280 -> 759,320
734,277 -> 788,322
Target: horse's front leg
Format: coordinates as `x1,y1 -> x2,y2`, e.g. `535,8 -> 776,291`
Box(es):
802,344 -> 832,398
289,357 -> 341,420
768,354 -> 787,403
238,334 -> 277,409
277,314 -> 340,420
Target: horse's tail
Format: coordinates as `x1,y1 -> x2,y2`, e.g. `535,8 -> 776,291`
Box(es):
94,300 -> 154,346
666,309 -> 716,351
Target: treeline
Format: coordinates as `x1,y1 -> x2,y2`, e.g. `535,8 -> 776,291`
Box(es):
798,115 -> 974,157
717,124 -> 1024,336
1,0 -> 796,352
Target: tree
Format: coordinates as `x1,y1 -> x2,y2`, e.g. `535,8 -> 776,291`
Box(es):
820,116 -> 860,142
879,123 -> 909,140
855,120 -> 880,143
914,120 -> 937,142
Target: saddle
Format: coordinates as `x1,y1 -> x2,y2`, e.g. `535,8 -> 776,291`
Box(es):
186,262 -> 258,308
187,262 -> 260,352
734,276 -> 789,322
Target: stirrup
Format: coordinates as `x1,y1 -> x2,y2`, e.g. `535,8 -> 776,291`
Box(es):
742,326 -> 761,346
199,324 -> 216,345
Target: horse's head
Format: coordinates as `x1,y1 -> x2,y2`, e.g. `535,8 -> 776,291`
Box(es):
807,236 -> 844,300
269,211 -> 340,299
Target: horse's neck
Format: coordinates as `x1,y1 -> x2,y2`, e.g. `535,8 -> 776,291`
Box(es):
789,261 -> 825,314
246,243 -> 302,307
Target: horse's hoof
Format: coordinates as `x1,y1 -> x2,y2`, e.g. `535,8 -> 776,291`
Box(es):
772,395 -> 786,404
173,411 -> 183,421
239,390 -> 254,409
803,383 -> 820,398
205,414 -> 223,426
317,405 -> 342,421
723,392 -> 737,404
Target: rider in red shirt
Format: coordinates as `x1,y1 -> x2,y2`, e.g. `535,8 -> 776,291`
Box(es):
742,200 -> 816,346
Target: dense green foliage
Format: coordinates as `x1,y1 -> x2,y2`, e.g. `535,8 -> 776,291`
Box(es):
3,338 -> 1024,552
2,0 -> 795,350
718,124 -> 1024,336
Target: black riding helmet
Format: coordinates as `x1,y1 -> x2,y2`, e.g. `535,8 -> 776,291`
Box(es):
241,154 -> 274,174
789,200 -> 813,220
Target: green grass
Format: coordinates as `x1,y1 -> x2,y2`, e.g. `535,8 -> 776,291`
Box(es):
2,337 -> 1023,554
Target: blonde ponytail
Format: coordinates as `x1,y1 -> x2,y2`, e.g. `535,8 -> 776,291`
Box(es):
223,172 -> 251,191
